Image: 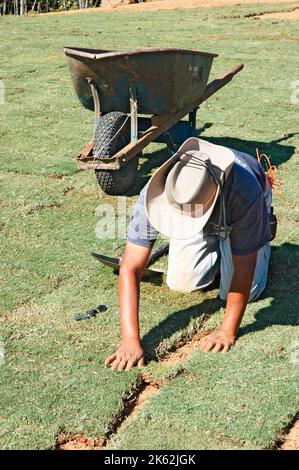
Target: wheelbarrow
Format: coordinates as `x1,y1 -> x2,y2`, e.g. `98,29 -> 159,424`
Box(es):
64,46 -> 244,195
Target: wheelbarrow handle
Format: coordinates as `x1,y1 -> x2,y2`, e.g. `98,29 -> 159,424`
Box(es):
218,63 -> 244,81
201,63 -> 245,103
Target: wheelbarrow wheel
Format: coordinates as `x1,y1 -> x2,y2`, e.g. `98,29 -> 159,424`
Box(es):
94,111 -> 139,196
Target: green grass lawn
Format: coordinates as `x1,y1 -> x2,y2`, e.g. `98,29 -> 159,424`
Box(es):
0,2 -> 298,450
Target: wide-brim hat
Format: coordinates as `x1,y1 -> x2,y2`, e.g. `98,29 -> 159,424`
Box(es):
144,137 -> 235,239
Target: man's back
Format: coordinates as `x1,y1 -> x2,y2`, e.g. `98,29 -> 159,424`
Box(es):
128,146 -> 271,255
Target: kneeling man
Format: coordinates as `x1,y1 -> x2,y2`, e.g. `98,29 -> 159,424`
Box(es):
105,137 -> 273,371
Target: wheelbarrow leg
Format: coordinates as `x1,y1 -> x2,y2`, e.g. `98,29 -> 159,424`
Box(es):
129,87 -> 138,143
87,77 -> 101,140
160,108 -> 198,154
162,132 -> 177,155
189,109 -> 198,134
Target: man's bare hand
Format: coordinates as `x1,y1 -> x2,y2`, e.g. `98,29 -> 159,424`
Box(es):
105,339 -> 145,371
199,329 -> 235,353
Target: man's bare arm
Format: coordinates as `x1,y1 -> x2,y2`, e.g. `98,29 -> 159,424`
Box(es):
200,251 -> 257,352
105,241 -> 152,371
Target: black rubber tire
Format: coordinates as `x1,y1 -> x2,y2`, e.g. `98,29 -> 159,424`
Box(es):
94,112 -> 139,196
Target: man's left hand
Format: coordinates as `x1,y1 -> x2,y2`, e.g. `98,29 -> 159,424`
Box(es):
199,329 -> 235,353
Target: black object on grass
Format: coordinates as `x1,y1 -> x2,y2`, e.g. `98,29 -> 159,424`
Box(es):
73,304 -> 107,321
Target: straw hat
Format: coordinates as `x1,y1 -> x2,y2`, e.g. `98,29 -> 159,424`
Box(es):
144,137 -> 235,239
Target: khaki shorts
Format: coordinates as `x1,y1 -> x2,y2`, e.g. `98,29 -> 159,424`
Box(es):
166,182 -> 272,302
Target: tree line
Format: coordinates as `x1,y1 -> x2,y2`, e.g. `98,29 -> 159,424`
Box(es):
0,1 -> 103,15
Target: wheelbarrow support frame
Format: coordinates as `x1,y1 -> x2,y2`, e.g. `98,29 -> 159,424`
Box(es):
77,63 -> 244,171
87,77 -> 101,138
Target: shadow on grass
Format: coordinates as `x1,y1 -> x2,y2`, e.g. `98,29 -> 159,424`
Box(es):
128,128 -> 297,196
142,243 -> 298,360
127,148 -> 171,196
239,242 -> 299,337
142,295 -> 223,360
202,129 -> 297,168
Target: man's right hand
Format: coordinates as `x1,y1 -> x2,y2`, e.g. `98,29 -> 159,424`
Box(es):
104,339 -> 145,371
106,242 -> 150,372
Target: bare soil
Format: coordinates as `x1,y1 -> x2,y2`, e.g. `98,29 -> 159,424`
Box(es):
281,419 -> 299,450
129,379 -> 160,418
260,6 -> 299,19
57,433 -> 105,450
161,331 -> 210,366
42,0 -> 299,16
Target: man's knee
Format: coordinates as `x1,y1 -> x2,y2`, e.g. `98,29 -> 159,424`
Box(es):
166,270 -> 217,294
166,271 -> 196,293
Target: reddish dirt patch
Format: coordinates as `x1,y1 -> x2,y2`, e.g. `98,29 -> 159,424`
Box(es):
260,7 -> 299,19
42,0 -> 297,16
281,419 -> 299,450
57,433 -> 105,450
161,330 -> 212,366
129,379 -> 159,418
115,0 -> 299,13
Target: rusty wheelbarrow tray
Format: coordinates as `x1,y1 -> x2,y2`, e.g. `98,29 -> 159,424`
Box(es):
64,47 -> 244,195
64,47 -> 218,115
